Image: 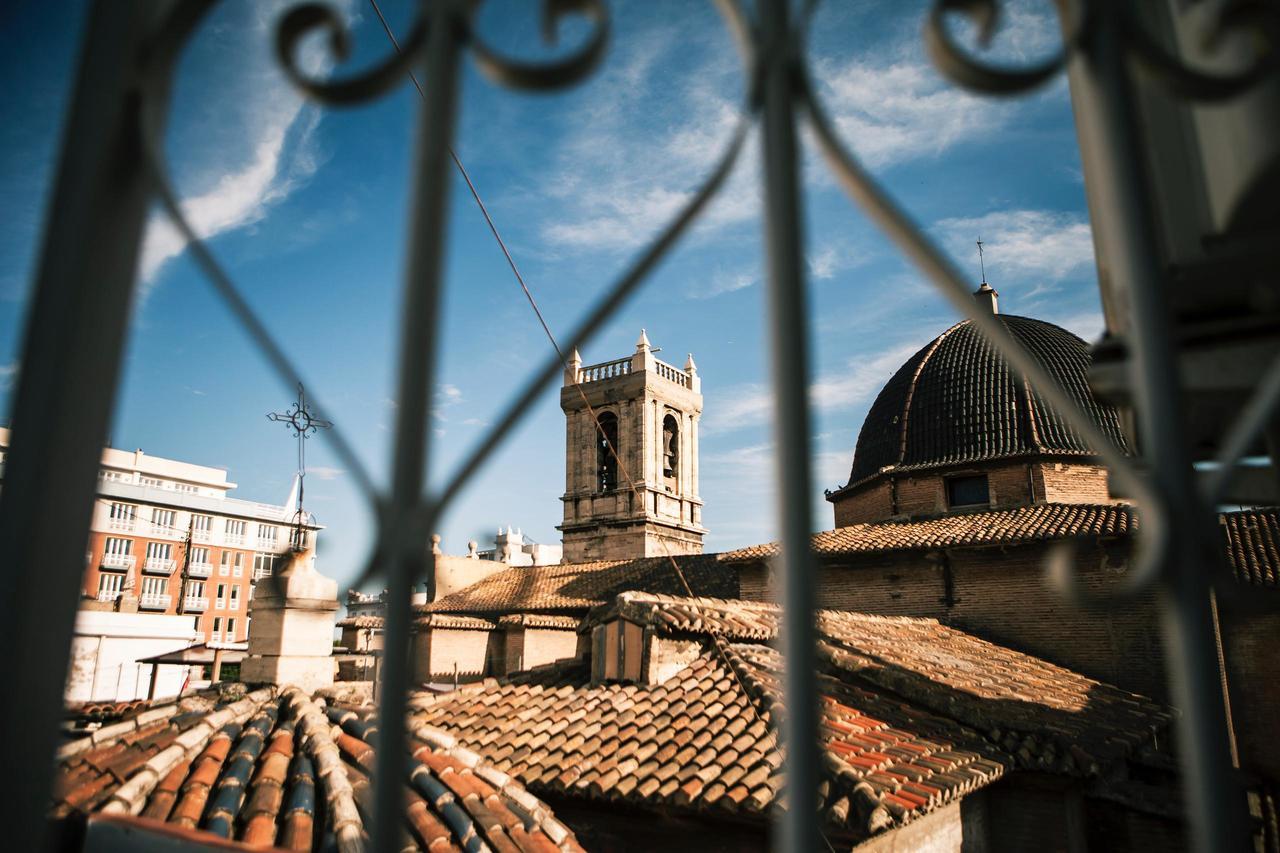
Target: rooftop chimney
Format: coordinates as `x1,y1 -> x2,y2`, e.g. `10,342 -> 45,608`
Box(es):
974,281 -> 999,315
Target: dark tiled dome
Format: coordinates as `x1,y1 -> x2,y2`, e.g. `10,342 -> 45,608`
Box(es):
845,315 -> 1130,488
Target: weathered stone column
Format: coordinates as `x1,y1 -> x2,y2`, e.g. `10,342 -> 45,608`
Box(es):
240,547 -> 338,693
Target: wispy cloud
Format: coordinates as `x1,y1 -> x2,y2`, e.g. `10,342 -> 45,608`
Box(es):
934,209 -> 1095,291
705,344 -> 917,435
537,24 -> 753,255
433,383 -> 464,423
0,361 -> 18,392
809,0 -> 1059,170
138,1 -> 354,286
307,465 -> 344,481
689,266 -> 757,300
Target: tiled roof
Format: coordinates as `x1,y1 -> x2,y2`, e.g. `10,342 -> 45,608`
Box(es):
1221,508 -> 1280,587
405,594 -> 1172,842
337,615 -> 384,629
52,686 -> 584,851
721,503 -> 1134,562
845,315 -> 1132,488
415,613 -> 500,631
424,553 -> 738,615
499,613 -> 583,630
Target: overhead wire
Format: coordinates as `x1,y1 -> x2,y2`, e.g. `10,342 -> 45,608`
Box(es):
363,2 -> 817,816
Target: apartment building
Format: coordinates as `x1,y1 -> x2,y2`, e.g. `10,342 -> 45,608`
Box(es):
0,428 -> 321,644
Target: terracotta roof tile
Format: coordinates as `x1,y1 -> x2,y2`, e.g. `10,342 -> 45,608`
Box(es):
721,503 -> 1135,562
845,315 -> 1131,488
1220,508 -> 1280,586
52,687 -> 584,852
406,593 -> 1174,844
425,554 -> 738,615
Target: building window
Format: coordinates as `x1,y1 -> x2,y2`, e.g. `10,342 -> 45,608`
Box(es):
253,553 -> 277,580
102,537 -> 133,569
212,617 -> 222,642
174,483 -> 197,494
145,542 -> 173,560
190,546 -> 209,565
192,514 -> 212,540
946,474 -> 990,508
226,618 -> 236,639
257,524 -> 278,549
151,508 -> 176,534
230,586 -> 240,610
216,583 -> 226,608
108,502 -> 137,530
225,519 -> 246,545
595,411 -> 619,492
96,573 -> 124,602
662,413 -> 680,480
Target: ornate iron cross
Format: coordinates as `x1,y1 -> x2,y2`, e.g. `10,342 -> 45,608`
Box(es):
267,383 -> 331,547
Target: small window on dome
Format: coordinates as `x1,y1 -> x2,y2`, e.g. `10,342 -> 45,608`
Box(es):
947,474 -> 990,508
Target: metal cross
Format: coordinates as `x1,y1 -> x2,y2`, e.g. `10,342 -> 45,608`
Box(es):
267,383 -> 332,547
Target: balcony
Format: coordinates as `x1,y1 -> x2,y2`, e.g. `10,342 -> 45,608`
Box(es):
100,553 -> 135,570
140,593 -> 171,611
193,529 -> 210,543
107,519 -> 135,532
188,562 -> 212,578
183,596 -> 209,612
225,534 -> 245,546
256,538 -> 278,551
96,590 -> 121,603
143,557 -> 176,575
150,523 -> 180,539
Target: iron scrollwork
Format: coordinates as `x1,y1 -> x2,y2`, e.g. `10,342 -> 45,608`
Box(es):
122,1 -> 1277,851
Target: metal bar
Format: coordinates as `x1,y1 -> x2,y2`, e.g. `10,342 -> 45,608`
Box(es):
758,2 -> 819,850
1065,5 -> 1248,849
0,3 -> 168,850
371,2 -> 464,851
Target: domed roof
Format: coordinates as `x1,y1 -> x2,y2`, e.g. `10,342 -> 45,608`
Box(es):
844,314 -> 1130,489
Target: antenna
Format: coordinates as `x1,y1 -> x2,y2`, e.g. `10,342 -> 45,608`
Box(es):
976,236 -> 987,284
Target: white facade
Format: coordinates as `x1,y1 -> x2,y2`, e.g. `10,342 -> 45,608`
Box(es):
65,610 -> 201,703
471,527 -> 563,566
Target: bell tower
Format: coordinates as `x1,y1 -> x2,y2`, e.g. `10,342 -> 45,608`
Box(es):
558,330 -> 706,562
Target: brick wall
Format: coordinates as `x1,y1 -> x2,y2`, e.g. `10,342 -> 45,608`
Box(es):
412,627 -> 492,684
84,530 -> 255,642
1219,610 -> 1280,780
506,627 -> 578,674
830,460 -> 1113,526
737,541 -> 1171,702
983,778 -> 1087,852
1038,463 -> 1114,504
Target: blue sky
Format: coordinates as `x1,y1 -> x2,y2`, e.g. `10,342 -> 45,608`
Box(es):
1,1 -> 1105,592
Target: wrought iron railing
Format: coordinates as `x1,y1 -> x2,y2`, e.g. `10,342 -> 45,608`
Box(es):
0,1 -> 1276,851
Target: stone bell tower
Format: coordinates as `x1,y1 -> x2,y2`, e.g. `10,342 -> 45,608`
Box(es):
558,330 -> 706,562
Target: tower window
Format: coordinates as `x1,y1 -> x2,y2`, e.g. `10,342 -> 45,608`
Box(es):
946,474 -> 990,508
595,412 -> 619,492
662,414 -> 680,480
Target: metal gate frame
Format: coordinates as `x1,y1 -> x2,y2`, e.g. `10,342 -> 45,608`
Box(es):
1,1 -> 1275,850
